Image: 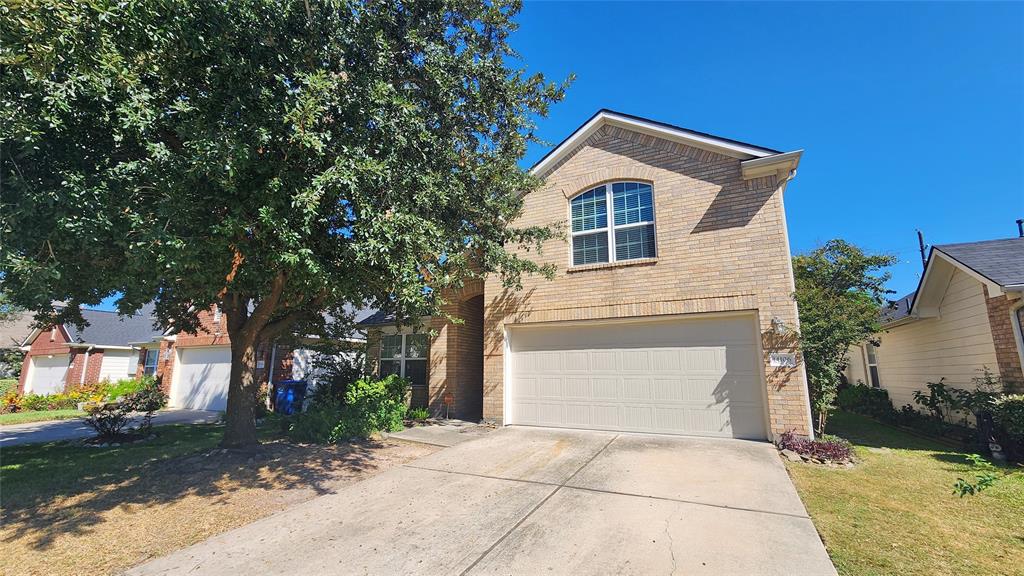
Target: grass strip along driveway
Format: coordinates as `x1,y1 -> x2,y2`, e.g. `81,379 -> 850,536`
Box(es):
0,423 -> 438,576
787,412 -> 1023,576
0,409 -> 85,426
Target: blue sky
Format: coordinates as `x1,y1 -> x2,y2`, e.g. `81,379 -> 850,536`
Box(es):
513,1 -> 1024,298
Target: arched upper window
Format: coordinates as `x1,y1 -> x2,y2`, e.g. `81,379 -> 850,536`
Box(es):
570,182 -> 656,266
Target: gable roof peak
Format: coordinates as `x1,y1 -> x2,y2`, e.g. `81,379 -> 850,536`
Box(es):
530,109 -> 787,177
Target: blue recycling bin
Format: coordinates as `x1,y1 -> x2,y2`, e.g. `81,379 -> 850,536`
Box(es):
273,380 -> 308,415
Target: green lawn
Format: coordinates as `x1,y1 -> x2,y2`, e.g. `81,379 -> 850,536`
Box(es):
787,412 -> 1024,576
0,409 -> 86,426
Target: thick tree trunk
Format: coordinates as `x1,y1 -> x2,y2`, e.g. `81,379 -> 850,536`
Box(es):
221,338 -> 261,448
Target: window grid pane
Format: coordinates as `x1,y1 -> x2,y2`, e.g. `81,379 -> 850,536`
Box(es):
614,224 -> 656,261
572,232 -> 609,265
570,186 -> 607,232
404,359 -> 428,388
379,359 -> 401,378
613,182 -> 653,226
381,335 -> 402,359
404,334 -> 429,359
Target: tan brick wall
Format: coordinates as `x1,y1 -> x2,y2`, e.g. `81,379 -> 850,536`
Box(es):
984,290 -> 1024,393
482,124 -> 812,436
427,295 -> 484,420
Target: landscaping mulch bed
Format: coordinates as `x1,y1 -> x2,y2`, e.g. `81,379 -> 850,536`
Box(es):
0,424 -> 439,576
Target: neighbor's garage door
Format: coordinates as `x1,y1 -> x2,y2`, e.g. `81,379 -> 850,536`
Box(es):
171,346 -> 232,411
507,315 -> 767,439
26,354 -> 70,395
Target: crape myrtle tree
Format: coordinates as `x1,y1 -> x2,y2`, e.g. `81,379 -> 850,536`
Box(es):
0,0 -> 568,447
792,240 -> 896,435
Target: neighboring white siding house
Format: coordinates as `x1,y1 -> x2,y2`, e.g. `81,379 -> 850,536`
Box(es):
871,269 -> 999,408
846,236 -> 1024,409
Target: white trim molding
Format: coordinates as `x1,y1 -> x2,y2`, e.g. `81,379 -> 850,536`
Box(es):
530,110 -> 782,177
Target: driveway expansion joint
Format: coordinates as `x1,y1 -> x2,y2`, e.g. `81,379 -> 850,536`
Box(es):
456,434 -> 620,576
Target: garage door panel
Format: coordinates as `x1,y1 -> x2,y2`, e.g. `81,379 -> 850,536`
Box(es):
650,350 -> 681,371
592,378 -> 618,400
622,378 -> 652,400
173,346 -> 231,411
508,316 -> 766,440
621,351 -> 650,371
564,377 -> 591,398
589,351 -> 617,371
28,355 -> 70,395
538,377 -> 562,399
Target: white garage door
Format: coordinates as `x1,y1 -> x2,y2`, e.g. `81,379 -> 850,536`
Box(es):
99,350 -> 137,382
172,346 -> 232,411
27,354 -> 70,395
507,315 -> 767,439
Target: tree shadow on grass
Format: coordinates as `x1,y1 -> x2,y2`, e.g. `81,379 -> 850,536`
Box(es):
826,411 -> 967,453
0,423 -> 394,552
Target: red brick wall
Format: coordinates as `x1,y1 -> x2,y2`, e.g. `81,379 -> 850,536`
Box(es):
984,290 -> 1024,393
64,348 -> 105,389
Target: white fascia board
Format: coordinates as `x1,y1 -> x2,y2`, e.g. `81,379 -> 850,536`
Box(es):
740,150 -> 803,180
20,328 -> 42,347
530,111 -> 777,177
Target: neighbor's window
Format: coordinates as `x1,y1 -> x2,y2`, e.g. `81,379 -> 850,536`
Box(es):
570,182 -> 655,266
379,333 -> 428,388
865,344 -> 881,388
143,348 -> 159,376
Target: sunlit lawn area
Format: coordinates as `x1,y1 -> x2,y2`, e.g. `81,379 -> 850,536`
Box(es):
0,409 -> 86,426
787,411 -> 1024,576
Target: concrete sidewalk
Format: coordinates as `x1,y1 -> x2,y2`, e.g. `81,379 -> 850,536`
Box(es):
128,427 -> 836,576
0,409 -> 221,446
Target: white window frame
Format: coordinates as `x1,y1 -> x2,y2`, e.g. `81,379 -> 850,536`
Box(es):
379,332 -> 428,386
1011,300 -> 1024,378
864,344 -> 881,388
143,348 -> 159,376
568,181 -> 658,267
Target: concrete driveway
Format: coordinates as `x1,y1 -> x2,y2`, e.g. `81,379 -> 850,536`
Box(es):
127,427 -> 836,576
0,409 -> 221,446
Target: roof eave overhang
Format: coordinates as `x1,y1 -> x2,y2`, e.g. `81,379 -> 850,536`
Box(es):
529,110 -> 782,178
740,150 -> 803,180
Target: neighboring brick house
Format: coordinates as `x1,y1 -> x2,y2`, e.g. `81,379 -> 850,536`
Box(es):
846,236 -> 1024,407
18,304 -> 314,411
19,304 -> 164,395
364,109 -> 813,440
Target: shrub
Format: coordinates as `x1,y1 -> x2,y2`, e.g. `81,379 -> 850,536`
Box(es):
777,430 -> 854,462
287,397 -> 343,444
992,395 -> 1024,439
104,376 -> 155,401
286,375 -> 409,443
407,406 -> 430,421
0,378 -> 18,398
837,382 -> 897,420
82,402 -> 132,440
121,379 -> 168,434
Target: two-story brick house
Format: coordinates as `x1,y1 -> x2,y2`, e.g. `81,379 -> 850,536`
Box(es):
364,110 -> 814,440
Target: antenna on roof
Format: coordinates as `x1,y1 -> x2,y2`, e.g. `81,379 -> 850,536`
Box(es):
916,229 -> 928,271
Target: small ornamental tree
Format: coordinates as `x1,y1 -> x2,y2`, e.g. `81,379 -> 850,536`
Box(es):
0,0 -> 568,447
793,240 -> 895,434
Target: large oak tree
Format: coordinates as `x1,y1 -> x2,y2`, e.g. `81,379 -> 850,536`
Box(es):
1,0 -> 567,446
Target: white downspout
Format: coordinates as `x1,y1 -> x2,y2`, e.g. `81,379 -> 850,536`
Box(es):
80,345 -> 95,385
267,341 -> 277,410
